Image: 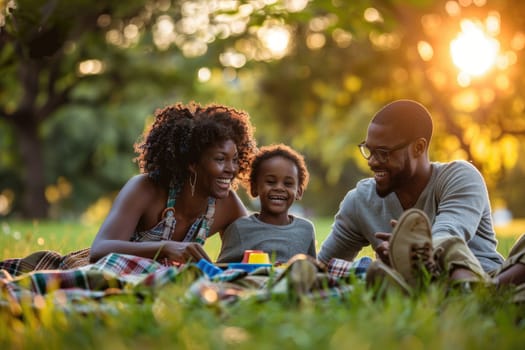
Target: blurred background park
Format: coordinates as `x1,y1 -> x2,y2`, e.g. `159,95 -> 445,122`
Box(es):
1,0 -> 525,231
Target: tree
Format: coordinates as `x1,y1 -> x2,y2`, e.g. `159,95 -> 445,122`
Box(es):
2,0 -> 525,218
236,0 -> 525,212
1,0 -> 149,217
0,0 -> 217,218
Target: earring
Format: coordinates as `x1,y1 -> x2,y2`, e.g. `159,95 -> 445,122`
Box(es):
190,172 -> 197,197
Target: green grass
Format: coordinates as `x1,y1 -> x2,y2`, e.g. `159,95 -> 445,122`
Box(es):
1,218 -> 524,349
2,217 -> 522,260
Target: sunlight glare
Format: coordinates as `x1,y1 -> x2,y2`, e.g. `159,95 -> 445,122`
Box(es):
0,195 -> 9,215
78,59 -> 105,75
457,72 -> 471,87
417,41 -> 434,61
0,190 -> 13,216
306,33 -> 326,50
332,28 -> 352,48
511,31 -> 525,51
485,12 -> 500,35
198,67 -> 211,82
445,1 -> 461,17
219,50 -> 247,68
258,24 -> 290,58
364,8 -> 383,23
284,0 -> 310,12
450,20 -> 499,76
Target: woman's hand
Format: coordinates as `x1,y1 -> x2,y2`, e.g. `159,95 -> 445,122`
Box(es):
163,241 -> 211,263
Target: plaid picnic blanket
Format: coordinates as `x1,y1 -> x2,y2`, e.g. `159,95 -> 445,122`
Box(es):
0,252 -> 371,311
0,253 -> 178,303
0,248 -> 92,276
189,255 -> 372,305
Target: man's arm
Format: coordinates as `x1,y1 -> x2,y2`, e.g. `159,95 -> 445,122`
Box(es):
431,161 -> 490,242
317,191 -> 368,264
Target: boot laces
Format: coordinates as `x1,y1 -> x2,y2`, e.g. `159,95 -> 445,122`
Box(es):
410,242 -> 440,278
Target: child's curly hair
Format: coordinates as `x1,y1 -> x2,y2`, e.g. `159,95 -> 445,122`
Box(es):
249,144 -> 309,197
134,102 -> 257,190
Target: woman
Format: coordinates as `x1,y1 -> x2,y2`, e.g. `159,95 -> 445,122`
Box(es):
90,102 -> 257,264
0,102 -> 257,276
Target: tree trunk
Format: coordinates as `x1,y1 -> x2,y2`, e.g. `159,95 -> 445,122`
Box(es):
15,122 -> 48,218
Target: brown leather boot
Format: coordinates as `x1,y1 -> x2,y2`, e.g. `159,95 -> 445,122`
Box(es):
389,209 -> 441,289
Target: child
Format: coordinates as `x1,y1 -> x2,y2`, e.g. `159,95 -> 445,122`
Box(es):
217,144 -> 316,264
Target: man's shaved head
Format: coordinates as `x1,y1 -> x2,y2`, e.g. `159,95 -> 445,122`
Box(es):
371,99 -> 433,143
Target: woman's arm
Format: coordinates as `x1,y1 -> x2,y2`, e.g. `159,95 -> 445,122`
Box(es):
90,175 -> 210,263
90,239 -> 210,263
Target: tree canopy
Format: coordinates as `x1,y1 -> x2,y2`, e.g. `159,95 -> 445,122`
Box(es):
1,0 -> 525,219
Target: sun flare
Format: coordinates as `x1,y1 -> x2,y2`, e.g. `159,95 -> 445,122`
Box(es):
450,19 -> 500,77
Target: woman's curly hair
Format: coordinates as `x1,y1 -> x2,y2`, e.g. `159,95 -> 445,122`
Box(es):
134,102 -> 257,190
249,143 -> 309,197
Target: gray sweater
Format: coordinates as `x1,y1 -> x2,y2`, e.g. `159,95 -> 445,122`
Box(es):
318,160 -> 504,272
217,214 -> 316,263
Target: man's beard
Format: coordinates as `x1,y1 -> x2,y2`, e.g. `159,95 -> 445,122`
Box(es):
375,157 -> 411,198
375,185 -> 391,198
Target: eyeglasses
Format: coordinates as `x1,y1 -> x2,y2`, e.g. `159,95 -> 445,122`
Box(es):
357,140 -> 413,164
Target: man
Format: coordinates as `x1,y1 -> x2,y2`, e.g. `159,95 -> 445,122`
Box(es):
318,99 -> 525,291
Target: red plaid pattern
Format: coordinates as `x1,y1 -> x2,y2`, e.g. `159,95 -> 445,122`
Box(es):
1,253 -> 373,310
327,257 -> 372,279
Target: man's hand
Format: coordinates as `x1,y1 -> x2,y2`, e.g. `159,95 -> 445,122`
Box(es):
373,219 -> 398,265
374,232 -> 392,265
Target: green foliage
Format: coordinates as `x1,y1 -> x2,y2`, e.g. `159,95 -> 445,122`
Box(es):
2,0 -> 525,219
